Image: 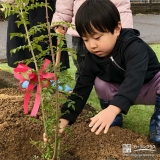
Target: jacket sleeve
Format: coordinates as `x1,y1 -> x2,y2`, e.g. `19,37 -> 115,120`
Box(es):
51,0 -> 74,28
60,56 -> 96,125
110,40 -> 148,114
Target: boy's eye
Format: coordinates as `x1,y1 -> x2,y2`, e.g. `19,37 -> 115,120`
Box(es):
94,36 -> 101,40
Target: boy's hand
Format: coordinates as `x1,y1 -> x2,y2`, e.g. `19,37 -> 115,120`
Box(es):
89,105 -> 121,135
43,118 -> 69,143
54,26 -> 66,34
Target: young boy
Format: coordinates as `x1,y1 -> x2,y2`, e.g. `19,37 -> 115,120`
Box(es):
44,0 -> 160,143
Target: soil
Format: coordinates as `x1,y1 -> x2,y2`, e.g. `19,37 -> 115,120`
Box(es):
0,69 -> 160,160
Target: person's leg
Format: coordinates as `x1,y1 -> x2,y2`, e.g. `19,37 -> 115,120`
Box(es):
6,14 -> 30,68
95,71 -> 160,142
72,36 -> 88,81
134,72 -> 160,105
95,71 -> 160,104
136,71 -> 160,143
131,72 -> 160,143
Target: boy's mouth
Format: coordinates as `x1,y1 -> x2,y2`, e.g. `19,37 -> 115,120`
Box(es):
94,51 -> 102,56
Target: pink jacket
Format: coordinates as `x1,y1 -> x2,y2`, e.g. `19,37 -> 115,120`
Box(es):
52,0 -> 133,37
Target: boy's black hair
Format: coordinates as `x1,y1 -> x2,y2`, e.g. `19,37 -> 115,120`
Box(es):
75,0 -> 120,37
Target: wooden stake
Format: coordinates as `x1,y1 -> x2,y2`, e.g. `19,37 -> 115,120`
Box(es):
55,38 -> 61,67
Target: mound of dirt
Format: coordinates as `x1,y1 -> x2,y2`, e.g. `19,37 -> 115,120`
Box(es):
0,70 -> 160,160
0,88 -> 43,160
60,105 -> 160,160
0,88 -> 160,160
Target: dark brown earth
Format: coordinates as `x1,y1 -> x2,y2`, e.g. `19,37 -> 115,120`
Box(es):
0,69 -> 160,160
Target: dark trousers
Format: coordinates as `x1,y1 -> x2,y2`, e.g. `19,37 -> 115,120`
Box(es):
72,36 -> 88,81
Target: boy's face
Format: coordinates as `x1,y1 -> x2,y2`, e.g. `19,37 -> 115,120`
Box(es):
82,23 -> 121,57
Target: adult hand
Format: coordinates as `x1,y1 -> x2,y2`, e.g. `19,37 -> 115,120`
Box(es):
89,105 -> 121,135
54,26 -> 66,34
43,118 -> 69,143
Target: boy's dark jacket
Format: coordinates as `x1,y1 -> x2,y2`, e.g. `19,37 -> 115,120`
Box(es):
61,28 -> 160,125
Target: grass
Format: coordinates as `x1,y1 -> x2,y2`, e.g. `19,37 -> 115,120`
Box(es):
0,63 -> 13,73
0,44 -> 160,135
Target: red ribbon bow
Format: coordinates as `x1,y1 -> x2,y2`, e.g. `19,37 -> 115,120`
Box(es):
14,59 -> 55,116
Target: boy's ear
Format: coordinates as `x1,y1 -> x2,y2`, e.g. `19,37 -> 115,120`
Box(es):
115,22 -> 122,35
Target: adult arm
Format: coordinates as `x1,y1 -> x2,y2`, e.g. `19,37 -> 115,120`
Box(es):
61,55 -> 97,125
51,0 -> 74,27
111,0 -> 133,28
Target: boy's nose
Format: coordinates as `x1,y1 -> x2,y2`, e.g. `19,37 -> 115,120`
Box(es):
89,41 -> 97,49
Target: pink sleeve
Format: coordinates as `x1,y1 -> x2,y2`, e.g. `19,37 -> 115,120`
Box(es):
51,0 -> 74,27
111,0 -> 133,28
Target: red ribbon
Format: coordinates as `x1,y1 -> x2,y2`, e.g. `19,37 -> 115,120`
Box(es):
14,59 -> 56,116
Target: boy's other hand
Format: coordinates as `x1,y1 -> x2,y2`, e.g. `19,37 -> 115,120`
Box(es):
59,118 -> 69,133
43,118 -> 69,144
43,133 -> 47,144
89,105 -> 121,135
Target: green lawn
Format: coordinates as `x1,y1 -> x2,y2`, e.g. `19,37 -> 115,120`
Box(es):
0,44 -> 160,135
0,63 -> 13,73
